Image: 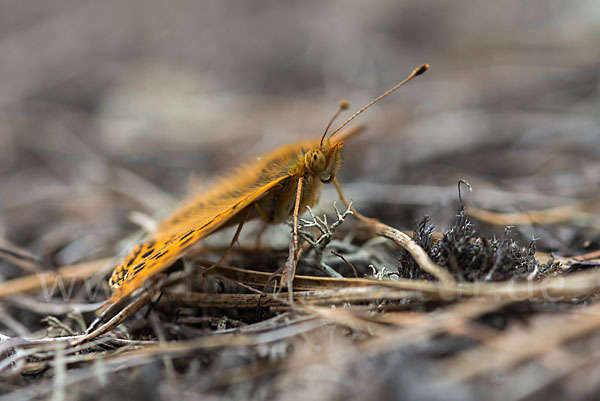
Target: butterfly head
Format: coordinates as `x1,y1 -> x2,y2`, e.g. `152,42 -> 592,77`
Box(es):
304,140 -> 343,184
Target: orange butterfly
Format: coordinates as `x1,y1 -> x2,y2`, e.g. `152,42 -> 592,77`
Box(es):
104,64 -> 429,308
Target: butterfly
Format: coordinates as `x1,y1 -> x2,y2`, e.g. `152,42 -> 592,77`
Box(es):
104,64 -> 429,309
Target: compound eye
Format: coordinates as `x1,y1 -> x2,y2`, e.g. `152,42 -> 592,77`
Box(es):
305,149 -> 327,173
320,174 -> 333,184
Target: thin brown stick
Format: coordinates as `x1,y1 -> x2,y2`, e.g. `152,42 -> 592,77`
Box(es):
201,259 -> 437,292
162,286 -> 416,309
574,250 -> 600,261
374,223 -> 456,286
333,178 -> 379,224
466,200 -> 597,226
331,250 -> 359,278
0,258 -> 111,300
0,244 -> 51,272
70,289 -> 154,347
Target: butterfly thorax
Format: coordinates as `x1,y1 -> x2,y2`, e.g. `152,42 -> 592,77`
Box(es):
252,139 -> 344,224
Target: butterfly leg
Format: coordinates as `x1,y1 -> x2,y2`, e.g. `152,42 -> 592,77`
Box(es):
207,206 -> 251,270
292,176 -> 304,261
332,177 -> 379,224
281,176 -> 304,299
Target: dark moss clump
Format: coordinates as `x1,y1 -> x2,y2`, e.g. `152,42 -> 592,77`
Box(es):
397,209 -> 562,282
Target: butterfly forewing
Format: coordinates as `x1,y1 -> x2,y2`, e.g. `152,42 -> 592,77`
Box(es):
108,173 -> 293,302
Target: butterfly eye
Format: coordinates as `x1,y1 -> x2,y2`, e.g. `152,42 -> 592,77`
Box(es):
320,174 -> 333,184
305,149 -> 327,174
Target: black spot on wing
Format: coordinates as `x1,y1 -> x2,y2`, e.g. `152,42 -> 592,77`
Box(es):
180,229 -> 195,241
141,249 -> 154,258
132,262 -> 146,273
150,250 -> 169,260
179,236 -> 194,246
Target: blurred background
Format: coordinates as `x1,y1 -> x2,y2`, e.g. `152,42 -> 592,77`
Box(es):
0,0 -> 599,268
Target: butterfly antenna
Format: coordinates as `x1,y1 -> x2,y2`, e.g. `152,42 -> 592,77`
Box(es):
320,99 -> 350,146
329,64 -> 429,139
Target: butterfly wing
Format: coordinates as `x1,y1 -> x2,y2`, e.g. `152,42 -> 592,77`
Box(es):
106,173 -> 292,304
109,239 -> 158,288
